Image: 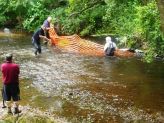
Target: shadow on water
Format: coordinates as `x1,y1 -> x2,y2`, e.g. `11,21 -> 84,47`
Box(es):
0,31 -> 164,122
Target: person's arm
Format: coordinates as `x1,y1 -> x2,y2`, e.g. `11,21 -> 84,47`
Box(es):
113,42 -> 118,49
39,28 -> 51,41
104,43 -> 108,51
39,35 -> 51,42
46,27 -> 51,30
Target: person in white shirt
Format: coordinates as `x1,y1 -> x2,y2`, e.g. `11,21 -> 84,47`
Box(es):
104,36 -> 117,56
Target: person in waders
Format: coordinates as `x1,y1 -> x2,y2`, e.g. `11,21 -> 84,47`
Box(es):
104,36 -> 117,56
0,54 -> 21,114
32,25 -> 50,56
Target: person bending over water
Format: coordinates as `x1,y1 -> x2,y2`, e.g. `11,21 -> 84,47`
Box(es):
32,25 -> 50,56
43,16 -> 52,39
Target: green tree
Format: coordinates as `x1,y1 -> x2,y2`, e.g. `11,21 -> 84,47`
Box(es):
156,0 -> 164,34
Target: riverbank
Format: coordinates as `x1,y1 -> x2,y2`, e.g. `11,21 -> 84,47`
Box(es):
0,103 -> 68,123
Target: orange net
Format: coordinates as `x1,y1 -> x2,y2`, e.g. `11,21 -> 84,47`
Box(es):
49,28 -> 134,57
49,28 -> 104,56
114,50 -> 134,57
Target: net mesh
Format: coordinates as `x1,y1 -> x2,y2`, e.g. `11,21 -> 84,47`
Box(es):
49,28 -> 134,57
49,28 -> 104,56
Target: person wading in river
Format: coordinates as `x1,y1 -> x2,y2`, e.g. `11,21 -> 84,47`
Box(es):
0,53 -> 21,114
43,16 -> 52,39
32,25 -> 50,56
104,36 -> 117,56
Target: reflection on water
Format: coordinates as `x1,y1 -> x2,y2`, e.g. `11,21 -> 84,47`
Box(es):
0,31 -> 164,122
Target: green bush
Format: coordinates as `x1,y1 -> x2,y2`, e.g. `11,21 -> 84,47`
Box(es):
0,15 -> 6,26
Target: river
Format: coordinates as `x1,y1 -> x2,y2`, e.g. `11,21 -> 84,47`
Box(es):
0,31 -> 164,123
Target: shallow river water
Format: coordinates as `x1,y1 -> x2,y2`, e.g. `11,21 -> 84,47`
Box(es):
0,31 -> 164,123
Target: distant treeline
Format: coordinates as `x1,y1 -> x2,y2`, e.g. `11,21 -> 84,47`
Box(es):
0,0 -> 163,62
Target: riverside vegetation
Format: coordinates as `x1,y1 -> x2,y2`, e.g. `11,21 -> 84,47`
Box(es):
0,0 -> 164,62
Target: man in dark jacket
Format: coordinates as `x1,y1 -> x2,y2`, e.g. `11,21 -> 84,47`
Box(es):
32,25 -> 50,55
1,54 -> 20,114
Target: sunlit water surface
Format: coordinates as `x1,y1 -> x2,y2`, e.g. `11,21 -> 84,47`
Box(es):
0,31 -> 164,123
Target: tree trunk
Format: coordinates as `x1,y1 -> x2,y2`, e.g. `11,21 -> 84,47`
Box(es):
156,0 -> 164,34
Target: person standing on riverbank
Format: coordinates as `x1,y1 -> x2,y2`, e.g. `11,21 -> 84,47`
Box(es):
104,36 -> 117,56
32,25 -> 50,56
1,53 -> 21,114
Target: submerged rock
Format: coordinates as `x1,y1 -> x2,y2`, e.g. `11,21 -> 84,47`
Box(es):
4,28 -> 11,34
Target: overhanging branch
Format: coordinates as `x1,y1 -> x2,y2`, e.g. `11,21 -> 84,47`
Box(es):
69,0 -> 105,18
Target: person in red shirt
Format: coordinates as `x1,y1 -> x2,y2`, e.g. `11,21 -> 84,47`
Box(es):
1,53 -> 21,114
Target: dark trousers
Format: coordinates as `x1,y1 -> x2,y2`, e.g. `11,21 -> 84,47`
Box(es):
32,38 -> 41,55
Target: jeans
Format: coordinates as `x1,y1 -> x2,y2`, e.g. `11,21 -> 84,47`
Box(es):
32,38 -> 41,55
